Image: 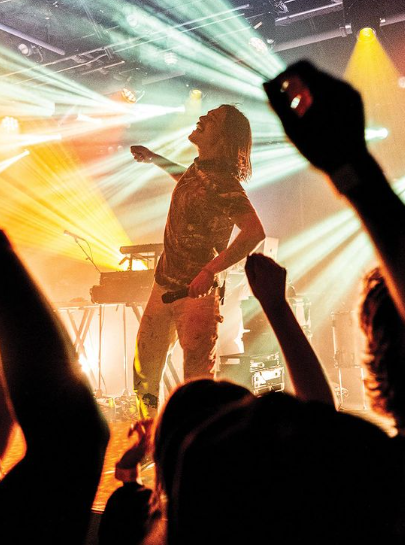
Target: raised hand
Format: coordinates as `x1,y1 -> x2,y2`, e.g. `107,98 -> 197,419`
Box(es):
246,252 -> 335,406
130,145 -> 155,163
117,419 -> 154,469
264,60 -> 367,176
245,253 -> 287,313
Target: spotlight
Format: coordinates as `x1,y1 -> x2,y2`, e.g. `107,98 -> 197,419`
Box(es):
164,51 -> 178,66
126,12 -> 139,28
17,42 -> 44,61
107,87 -> 145,106
365,127 -> 389,142
398,77 -> 405,89
344,0 -> 384,40
358,27 -> 376,43
249,37 -> 268,54
272,1 -> 288,14
251,11 -> 276,45
121,88 -> 137,103
18,42 -> 33,56
0,116 -> 20,134
189,89 -> 202,100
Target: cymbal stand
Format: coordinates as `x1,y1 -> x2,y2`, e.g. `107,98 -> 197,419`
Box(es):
94,304 -> 104,398
122,303 -> 130,397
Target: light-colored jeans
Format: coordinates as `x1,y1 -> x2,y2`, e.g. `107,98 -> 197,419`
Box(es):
133,282 -> 221,399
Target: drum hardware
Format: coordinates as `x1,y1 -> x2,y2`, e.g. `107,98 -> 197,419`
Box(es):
219,352 -> 284,396
95,392 -> 141,423
288,296 -> 312,341
331,310 -> 367,410
249,352 -> 284,396
251,366 -> 284,396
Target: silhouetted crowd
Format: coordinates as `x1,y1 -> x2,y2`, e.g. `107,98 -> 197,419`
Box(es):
1,61 -> 405,545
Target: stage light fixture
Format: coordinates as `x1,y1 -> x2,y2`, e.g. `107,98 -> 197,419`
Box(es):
251,9 -> 276,46
344,0 -> 384,40
358,27 -> 376,43
126,12 -> 139,28
249,37 -> 268,54
121,87 -> 137,103
18,42 -> 33,56
189,89 -> 202,100
365,126 -> 389,142
164,51 -> 178,66
272,1 -> 288,15
0,116 -> 20,133
17,42 -> 44,61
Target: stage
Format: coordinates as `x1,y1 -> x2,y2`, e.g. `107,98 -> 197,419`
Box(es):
1,403 -> 395,510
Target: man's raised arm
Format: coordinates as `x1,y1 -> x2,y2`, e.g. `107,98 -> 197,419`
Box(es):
130,145 -> 186,182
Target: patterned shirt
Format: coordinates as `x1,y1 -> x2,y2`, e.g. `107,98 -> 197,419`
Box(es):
155,158 -> 257,289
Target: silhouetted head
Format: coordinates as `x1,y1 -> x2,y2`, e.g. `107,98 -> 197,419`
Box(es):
169,392 -> 403,545
360,267 -> 405,431
153,378 -> 253,498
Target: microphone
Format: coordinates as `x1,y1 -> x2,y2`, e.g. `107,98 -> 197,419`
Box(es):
63,229 -> 87,242
162,281 -> 218,304
162,288 -> 189,304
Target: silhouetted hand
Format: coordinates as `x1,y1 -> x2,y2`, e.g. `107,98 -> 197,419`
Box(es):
245,253 -> 287,313
0,370 -> 14,459
264,60 -> 368,175
117,419 -> 154,470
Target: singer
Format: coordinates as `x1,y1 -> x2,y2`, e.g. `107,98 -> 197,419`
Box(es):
130,105 -> 265,415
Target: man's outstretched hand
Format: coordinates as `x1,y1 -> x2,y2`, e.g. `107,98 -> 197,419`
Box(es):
264,60 -> 368,176
130,145 -> 155,163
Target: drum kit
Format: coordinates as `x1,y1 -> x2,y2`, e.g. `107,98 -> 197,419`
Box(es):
331,310 -> 367,410
249,354 -> 284,396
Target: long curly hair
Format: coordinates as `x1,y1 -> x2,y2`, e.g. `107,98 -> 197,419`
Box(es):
360,267 -> 405,429
218,104 -> 252,182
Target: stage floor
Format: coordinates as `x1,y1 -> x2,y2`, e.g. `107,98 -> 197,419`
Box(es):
1,406 -> 395,513
0,419 -> 156,512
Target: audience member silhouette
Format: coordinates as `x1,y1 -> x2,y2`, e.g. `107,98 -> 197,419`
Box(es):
98,418 -> 156,545
169,391 -> 403,545
0,370 -> 14,463
0,230 -> 110,545
99,378 -> 253,545
360,267 -> 405,435
265,61 -> 405,433
264,60 -> 405,323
